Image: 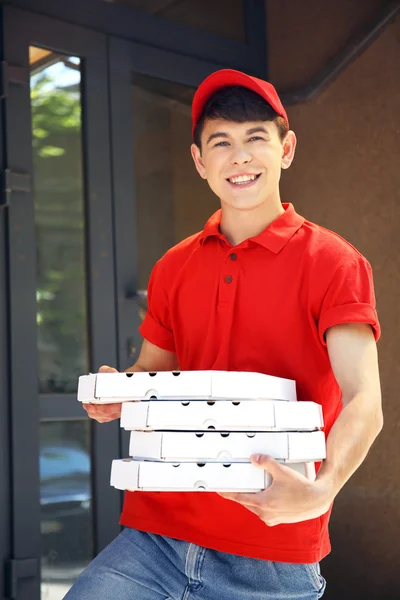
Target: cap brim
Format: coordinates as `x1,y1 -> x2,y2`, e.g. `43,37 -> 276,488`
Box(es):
192,69 -> 287,137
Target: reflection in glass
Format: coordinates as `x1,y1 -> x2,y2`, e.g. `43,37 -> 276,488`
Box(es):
30,48 -> 89,394
40,421 -> 93,599
132,73 -> 218,296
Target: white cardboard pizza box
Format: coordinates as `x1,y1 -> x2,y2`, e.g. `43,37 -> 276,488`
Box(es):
110,459 -> 316,492
128,430 -> 326,463
211,371 -> 296,401
77,371 -> 297,403
120,399 -> 323,431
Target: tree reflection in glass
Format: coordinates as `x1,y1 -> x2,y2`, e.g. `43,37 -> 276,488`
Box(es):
30,50 -> 88,394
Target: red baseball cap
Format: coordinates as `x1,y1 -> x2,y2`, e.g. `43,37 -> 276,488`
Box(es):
192,69 -> 288,138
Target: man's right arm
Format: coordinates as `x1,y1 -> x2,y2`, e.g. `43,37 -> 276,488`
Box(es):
83,339 -> 179,423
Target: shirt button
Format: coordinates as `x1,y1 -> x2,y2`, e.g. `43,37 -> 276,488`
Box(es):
225,275 -> 233,283
229,253 -> 237,261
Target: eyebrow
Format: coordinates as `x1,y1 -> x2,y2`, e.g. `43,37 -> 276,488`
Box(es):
246,126 -> 269,136
206,131 -> 229,145
206,126 -> 269,145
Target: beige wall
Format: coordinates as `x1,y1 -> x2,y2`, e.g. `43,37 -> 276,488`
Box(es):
170,109 -> 219,244
267,2 -> 400,598
133,81 -> 218,290
133,88 -> 175,289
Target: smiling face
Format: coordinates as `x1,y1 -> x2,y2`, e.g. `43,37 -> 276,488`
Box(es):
191,118 -> 296,212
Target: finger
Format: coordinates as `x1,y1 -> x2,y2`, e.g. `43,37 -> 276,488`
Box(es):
95,415 -> 120,423
98,405 -> 122,419
84,404 -> 119,418
260,517 -> 280,527
98,365 -> 119,373
88,411 -> 121,423
82,403 -> 100,415
252,455 -> 309,486
84,407 -> 100,420
217,491 -> 264,508
97,408 -> 121,417
95,402 -> 122,411
241,504 -> 264,519
250,454 -> 284,473
218,497 -> 265,520
251,455 -> 299,483
96,416 -> 120,423
84,402 -> 121,412
217,492 -> 241,502
220,497 -> 279,525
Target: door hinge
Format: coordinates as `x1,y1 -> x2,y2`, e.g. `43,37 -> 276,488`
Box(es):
1,169 -> 32,209
4,557 -> 40,599
0,61 -> 28,99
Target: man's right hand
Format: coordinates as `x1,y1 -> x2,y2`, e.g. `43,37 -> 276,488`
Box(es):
83,340 -> 179,423
82,365 -> 122,423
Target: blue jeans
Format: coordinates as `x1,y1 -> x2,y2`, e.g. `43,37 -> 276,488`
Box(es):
64,527 -> 326,599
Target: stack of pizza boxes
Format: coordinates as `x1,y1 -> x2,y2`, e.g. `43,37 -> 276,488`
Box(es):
78,371 -> 326,492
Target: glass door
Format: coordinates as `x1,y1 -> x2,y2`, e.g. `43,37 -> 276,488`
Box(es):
3,8 -> 121,600
108,40 -> 229,456
109,38 -> 224,375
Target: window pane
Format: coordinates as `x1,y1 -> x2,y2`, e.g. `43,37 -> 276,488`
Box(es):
132,73 -> 219,307
102,0 -> 246,42
40,421 -> 93,599
30,48 -> 89,394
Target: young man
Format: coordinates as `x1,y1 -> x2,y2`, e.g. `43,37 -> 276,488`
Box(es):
66,69 -> 383,600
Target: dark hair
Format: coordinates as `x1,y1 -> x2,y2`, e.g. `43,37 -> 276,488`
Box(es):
193,86 -> 288,149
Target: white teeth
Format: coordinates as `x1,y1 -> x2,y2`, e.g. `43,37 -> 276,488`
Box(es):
228,174 -> 257,184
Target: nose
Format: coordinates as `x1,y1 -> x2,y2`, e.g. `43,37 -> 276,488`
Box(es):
230,145 -> 252,165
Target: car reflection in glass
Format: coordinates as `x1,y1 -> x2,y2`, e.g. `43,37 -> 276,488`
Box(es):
40,444 -> 93,564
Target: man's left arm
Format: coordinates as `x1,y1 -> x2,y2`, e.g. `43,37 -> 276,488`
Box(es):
315,322 -> 383,497
219,322 -> 383,525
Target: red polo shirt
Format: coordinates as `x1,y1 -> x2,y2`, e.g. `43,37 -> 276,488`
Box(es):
120,203 -> 380,563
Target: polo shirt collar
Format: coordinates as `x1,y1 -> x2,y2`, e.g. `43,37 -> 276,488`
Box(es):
200,203 -> 305,253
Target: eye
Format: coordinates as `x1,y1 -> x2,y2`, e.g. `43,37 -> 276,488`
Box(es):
248,136 -> 265,142
214,141 -> 229,147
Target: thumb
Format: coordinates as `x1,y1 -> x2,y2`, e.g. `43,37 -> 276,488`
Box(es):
250,454 -> 284,474
98,365 -> 119,373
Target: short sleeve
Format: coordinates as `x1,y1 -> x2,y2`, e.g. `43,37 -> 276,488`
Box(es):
139,260 -> 176,353
318,258 -> 380,346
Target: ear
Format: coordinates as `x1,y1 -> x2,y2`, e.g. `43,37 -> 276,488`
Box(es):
191,143 -> 208,179
281,130 -> 297,170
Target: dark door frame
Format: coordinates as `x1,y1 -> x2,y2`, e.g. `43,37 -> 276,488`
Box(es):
0,87 -> 11,600
1,7 -> 122,599
0,0 -> 267,78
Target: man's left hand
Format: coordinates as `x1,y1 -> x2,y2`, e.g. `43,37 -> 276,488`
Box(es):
218,454 -> 333,526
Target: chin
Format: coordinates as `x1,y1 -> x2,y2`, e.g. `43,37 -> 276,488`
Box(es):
224,198 -> 264,212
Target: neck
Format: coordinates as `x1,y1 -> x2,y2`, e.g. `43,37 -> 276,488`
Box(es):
219,198 -> 285,246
